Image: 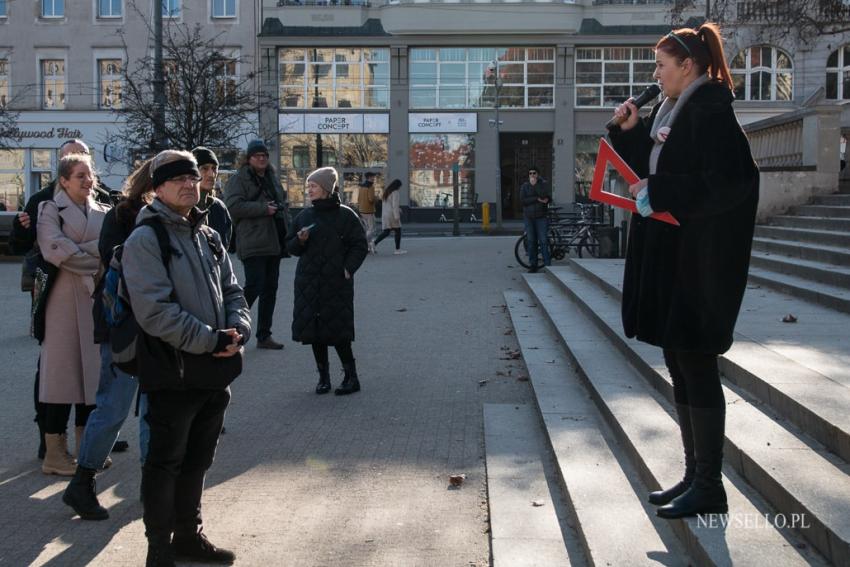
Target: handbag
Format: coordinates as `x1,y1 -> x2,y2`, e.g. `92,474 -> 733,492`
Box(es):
21,248 -> 40,292
30,255 -> 59,342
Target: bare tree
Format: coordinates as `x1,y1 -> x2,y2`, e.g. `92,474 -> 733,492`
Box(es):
0,49 -> 21,151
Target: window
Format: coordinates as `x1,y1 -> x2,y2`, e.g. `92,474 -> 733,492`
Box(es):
409,134 -> 475,208
99,59 -> 123,108
410,47 -> 554,109
575,47 -> 656,107
0,59 -> 8,108
42,0 -> 64,17
98,0 -> 122,17
214,59 -> 237,105
826,45 -> 850,100
212,0 -> 236,18
0,150 -> 25,212
162,0 -> 180,17
730,46 -> 793,101
0,0 -> 7,17
41,59 -> 65,109
278,48 -> 389,109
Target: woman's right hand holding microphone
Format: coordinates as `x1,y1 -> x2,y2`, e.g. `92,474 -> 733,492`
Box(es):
612,99 -> 640,132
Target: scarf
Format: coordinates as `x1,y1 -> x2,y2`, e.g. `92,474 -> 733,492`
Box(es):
649,74 -> 709,176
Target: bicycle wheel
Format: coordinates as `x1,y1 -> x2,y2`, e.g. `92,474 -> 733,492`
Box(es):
578,232 -> 600,259
514,234 -> 531,268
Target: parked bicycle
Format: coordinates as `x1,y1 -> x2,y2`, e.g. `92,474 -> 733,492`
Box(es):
514,203 -> 603,268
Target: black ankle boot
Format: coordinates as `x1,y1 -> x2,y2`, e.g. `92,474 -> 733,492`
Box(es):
172,529 -> 236,564
649,403 -> 695,506
315,363 -> 331,395
63,466 -> 109,520
146,538 -> 176,567
335,361 -> 360,396
657,406 -> 728,519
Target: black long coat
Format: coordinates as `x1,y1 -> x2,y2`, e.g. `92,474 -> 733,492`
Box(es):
609,81 -> 759,354
286,193 -> 368,344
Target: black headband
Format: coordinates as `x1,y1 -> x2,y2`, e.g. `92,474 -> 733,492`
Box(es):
151,159 -> 200,188
666,32 -> 693,56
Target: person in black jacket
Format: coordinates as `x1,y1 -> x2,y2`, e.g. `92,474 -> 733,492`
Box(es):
608,23 -> 758,520
519,165 -> 551,273
62,159 -> 155,521
192,147 -> 233,250
286,167 -> 368,395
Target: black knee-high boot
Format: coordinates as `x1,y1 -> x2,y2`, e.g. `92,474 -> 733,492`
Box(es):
649,403 -> 695,505
657,406 -> 727,519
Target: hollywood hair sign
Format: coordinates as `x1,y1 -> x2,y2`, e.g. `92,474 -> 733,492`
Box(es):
4,127 -> 83,141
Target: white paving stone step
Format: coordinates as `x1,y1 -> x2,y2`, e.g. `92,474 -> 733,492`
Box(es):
748,264 -> 850,315
539,265 -> 850,566
484,403 -> 572,567
505,291 -> 679,567
749,251 -> 850,290
770,215 -> 850,232
755,225 -> 850,248
518,276 -> 823,567
752,237 -> 850,266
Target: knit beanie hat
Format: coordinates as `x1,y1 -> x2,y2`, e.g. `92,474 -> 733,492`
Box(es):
307,167 -> 338,195
150,150 -> 200,188
192,146 -> 219,168
245,139 -> 269,159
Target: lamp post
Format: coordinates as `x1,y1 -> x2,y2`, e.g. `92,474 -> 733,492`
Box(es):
488,60 -> 504,230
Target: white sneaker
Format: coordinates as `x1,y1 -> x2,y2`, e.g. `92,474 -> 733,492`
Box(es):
393,249 -> 408,255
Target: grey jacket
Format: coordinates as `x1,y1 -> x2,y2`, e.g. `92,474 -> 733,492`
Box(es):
122,199 -> 251,355
224,164 -> 289,260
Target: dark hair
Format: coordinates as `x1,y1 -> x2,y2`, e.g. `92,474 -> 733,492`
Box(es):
383,178 -> 402,201
527,165 -> 540,174
116,158 -> 154,225
60,139 -> 90,155
656,22 -> 734,91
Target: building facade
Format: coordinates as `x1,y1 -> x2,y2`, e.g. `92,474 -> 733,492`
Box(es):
256,0 -> 850,222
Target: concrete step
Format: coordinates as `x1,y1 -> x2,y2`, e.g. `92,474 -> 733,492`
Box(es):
537,264 -> 850,566
504,293 -> 681,566
755,225 -> 850,249
752,237 -> 850,267
812,194 -> 850,206
793,205 -> 850,218
484,403 -> 572,567
518,275 -> 826,567
770,215 -> 850,232
748,264 -> 850,315
840,179 -> 850,194
750,250 -> 850,290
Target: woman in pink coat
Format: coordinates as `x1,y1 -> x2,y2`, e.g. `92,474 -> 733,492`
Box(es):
37,153 -> 110,475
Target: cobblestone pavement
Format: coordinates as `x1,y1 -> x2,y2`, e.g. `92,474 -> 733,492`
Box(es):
0,236 -> 536,567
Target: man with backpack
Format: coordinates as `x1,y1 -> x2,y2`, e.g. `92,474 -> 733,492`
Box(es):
121,150 -> 251,567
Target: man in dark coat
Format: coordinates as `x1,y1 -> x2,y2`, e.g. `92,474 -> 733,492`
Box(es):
192,147 -> 233,251
286,167 -> 368,396
519,165 -> 551,273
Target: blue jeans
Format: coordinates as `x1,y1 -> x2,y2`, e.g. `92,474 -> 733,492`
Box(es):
524,216 -> 551,268
77,343 -> 150,469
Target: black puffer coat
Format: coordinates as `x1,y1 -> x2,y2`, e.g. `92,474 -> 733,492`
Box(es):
609,80 -> 759,354
286,193 -> 368,344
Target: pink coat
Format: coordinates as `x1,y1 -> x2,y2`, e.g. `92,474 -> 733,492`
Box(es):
37,189 -> 110,405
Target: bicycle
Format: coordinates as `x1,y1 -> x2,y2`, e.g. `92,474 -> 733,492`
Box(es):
514,203 -> 602,268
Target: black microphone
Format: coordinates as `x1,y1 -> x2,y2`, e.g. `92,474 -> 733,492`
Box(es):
605,84 -> 661,131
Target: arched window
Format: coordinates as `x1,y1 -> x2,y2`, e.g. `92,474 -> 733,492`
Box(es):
826,46 -> 850,100
730,46 -> 793,101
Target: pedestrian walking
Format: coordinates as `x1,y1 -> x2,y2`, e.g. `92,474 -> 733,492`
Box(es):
520,165 -> 551,273
608,22 -> 758,519
224,139 -> 289,350
36,153 -> 111,476
286,167 -> 368,395
62,159 -> 155,520
372,179 -> 405,255
356,172 -> 377,253
193,146 -> 233,250
122,150 -> 251,567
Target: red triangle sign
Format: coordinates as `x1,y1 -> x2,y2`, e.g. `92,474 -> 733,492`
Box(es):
589,137 -> 679,226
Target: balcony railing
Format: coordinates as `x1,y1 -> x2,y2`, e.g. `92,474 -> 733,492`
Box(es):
276,0 -> 370,6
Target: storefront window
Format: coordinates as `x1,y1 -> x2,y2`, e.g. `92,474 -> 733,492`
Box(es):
409,134 -> 475,208
279,133 -> 388,206
575,47 -> 656,107
0,149 -> 25,211
410,47 -> 554,109
278,48 -> 389,110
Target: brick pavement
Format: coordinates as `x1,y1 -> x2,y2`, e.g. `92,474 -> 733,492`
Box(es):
0,236 -> 536,567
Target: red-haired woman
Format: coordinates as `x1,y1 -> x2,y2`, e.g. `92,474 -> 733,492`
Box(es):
608,23 -> 759,519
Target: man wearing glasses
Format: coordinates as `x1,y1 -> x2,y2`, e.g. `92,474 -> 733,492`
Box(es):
520,166 -> 552,273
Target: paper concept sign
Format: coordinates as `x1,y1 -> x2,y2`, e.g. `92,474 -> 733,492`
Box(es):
589,138 -> 679,226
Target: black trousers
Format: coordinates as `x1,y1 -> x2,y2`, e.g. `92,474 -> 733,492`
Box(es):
242,255 -> 281,341
311,342 -> 355,367
663,349 -> 725,409
374,228 -> 401,250
43,403 -> 95,434
142,388 -> 230,542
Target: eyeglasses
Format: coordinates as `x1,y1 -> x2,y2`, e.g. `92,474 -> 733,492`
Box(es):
529,172 -> 539,176
168,174 -> 201,184
251,153 -> 269,159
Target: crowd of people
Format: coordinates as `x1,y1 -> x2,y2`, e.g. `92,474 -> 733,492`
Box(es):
11,137 -> 402,567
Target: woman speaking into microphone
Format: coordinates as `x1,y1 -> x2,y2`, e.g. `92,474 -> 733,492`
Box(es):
608,23 -> 759,519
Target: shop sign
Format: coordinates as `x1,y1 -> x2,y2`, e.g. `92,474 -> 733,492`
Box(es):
408,113 -> 477,133
278,113 -> 389,134
3,126 -> 84,142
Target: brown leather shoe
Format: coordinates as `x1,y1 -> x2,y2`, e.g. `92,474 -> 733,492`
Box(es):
256,336 -> 284,350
